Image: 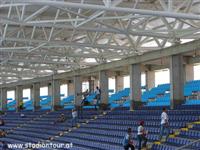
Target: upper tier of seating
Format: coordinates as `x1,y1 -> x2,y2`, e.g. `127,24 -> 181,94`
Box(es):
110,80 -> 200,107
4,80 -> 200,112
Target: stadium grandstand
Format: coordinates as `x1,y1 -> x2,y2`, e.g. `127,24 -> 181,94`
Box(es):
1,0 -> 200,150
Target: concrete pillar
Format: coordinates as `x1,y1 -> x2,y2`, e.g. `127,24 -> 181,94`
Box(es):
184,64 -> 194,82
99,70 -> 108,104
170,55 -> 184,109
48,83 -> 52,96
94,79 -> 99,88
146,70 -> 155,90
31,83 -> 40,111
74,76 -> 82,106
52,79 -> 61,110
115,76 -> 124,92
68,81 -> 74,96
0,88 -> 7,111
15,85 -> 23,111
89,79 -> 95,93
130,64 -> 142,110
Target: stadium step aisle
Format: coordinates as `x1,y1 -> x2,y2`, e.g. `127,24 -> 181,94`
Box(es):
1,106 -> 200,150
152,117 -> 200,150
46,107 -> 200,150
0,110 -> 48,134
1,108 -> 102,150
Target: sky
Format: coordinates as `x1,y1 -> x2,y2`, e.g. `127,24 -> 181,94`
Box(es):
6,64 -> 200,100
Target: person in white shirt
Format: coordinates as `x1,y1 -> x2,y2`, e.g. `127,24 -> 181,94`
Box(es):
94,86 -> 101,110
159,107 -> 170,140
71,109 -> 78,127
137,121 -> 148,150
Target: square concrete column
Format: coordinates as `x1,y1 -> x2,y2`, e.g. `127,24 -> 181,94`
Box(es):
145,70 -> 155,90
31,83 -> 40,111
48,83 -> 52,97
74,76 -> 82,106
52,79 -> 61,110
170,55 -> 184,109
0,88 -> 7,111
15,85 -> 23,111
68,81 -> 74,96
94,79 -> 99,89
99,70 -> 108,104
130,64 -> 142,110
184,64 -> 194,82
115,76 -> 124,92
89,78 -> 95,93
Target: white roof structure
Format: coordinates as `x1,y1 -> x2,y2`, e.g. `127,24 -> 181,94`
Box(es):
0,0 -> 200,84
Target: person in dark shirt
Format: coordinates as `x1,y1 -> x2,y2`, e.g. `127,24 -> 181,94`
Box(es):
0,129 -> 7,137
0,119 -> 5,126
122,128 -> 135,150
94,86 -> 101,110
53,114 -> 66,125
79,89 -> 89,118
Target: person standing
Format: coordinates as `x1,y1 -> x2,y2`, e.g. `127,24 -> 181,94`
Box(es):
0,118 -> 5,126
71,109 -> 78,127
122,128 -> 135,150
94,86 -> 101,110
79,89 -> 89,119
137,121 -> 148,150
159,107 -> 170,141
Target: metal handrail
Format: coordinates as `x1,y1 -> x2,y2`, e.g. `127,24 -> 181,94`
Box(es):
175,138 -> 200,150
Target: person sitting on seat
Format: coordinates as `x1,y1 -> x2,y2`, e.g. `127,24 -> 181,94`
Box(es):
0,119 -> 5,126
123,128 -> 135,150
20,113 -> 25,118
0,129 -> 7,138
58,114 -> 66,122
81,89 -> 90,106
53,114 -> 66,125
0,111 -> 5,115
19,101 -> 24,110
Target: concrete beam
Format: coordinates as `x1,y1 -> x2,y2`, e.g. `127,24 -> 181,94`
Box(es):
188,55 -> 200,64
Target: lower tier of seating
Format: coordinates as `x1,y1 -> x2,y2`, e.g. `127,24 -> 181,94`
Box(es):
1,106 -> 200,150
